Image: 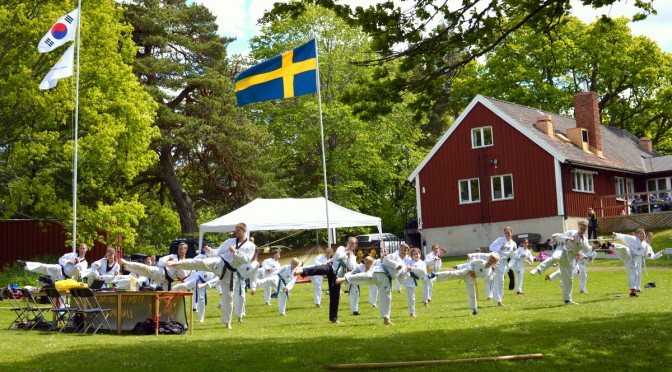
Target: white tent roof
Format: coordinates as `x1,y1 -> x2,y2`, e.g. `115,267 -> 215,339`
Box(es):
199,197 -> 382,237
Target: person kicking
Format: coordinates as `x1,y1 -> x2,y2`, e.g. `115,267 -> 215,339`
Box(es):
335,248 -> 409,325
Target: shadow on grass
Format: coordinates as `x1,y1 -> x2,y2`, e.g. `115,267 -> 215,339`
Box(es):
1,312 -> 671,371
1,268 -> 670,371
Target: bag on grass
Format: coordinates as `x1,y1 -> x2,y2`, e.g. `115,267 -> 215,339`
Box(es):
132,319 -> 155,335
158,320 -> 185,335
72,313 -> 85,330
534,251 -> 549,262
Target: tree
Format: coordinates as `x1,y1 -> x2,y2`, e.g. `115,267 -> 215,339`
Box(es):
265,0 -> 656,119
248,4 -> 424,234
0,0 -> 158,247
123,0 -> 276,239
446,16 -> 672,153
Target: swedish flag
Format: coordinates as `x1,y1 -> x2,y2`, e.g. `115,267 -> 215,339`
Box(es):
234,39 -> 317,107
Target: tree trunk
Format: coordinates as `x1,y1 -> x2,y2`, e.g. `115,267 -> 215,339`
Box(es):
159,145 -> 198,235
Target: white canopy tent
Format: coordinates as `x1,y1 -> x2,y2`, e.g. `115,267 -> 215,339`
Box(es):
198,197 -> 382,247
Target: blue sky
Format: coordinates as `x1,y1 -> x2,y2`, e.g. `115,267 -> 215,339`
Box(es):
193,0 -> 672,55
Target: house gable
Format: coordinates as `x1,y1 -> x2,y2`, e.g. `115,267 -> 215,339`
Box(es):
414,101 -> 559,228
408,95 -> 566,182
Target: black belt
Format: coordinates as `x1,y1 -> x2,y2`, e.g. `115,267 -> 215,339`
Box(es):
61,265 -> 70,279
220,257 -> 237,292
163,267 -> 175,290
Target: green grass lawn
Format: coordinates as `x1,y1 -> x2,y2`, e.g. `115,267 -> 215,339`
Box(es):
1,258 -> 671,371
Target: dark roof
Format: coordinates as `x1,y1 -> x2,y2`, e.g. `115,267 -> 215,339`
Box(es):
485,97 -> 652,173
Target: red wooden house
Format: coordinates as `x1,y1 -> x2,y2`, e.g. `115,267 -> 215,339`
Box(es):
407,92 -> 672,254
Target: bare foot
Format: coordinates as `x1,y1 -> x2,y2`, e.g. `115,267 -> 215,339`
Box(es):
497,302 -> 505,307
237,317 -> 243,323
383,318 -> 394,325
293,268 -> 303,276
198,283 -> 207,289
335,277 -> 346,285
330,320 -> 340,324
167,261 -> 179,267
315,304 -> 321,308
225,323 -> 232,329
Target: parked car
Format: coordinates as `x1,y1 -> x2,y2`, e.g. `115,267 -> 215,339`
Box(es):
356,233 -> 404,253
258,245 -> 292,254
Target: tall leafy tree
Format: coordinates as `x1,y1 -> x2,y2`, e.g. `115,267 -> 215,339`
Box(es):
577,17 -> 672,151
123,0 -> 275,239
266,0 -> 656,119
0,0 -> 157,247
448,16 -> 672,153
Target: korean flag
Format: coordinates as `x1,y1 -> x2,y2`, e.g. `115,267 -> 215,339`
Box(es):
38,8 -> 79,53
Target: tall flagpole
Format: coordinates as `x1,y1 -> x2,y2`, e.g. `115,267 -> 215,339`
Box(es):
314,39 -> 332,246
71,0 -> 82,252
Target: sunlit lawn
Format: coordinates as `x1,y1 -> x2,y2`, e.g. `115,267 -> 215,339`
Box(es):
1,256 -> 671,371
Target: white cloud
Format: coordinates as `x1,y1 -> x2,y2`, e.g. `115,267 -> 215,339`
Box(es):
193,0 -> 284,54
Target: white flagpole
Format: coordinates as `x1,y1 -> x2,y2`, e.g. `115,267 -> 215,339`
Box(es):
71,0 -> 82,252
314,39 -> 332,246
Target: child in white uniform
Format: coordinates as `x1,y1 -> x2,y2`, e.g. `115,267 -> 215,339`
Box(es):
489,227 -> 517,306
431,254 -> 499,315
405,248 -> 427,317
348,257 -> 374,316
509,239 -> 534,295
259,250 -> 282,305
336,250 -> 409,325
256,258 -> 300,315
308,248 -> 332,308
422,245 -> 446,305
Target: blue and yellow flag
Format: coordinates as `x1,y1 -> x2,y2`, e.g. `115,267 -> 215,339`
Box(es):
234,39 -> 317,107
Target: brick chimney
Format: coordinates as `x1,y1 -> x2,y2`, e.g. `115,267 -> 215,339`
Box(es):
639,137 -> 653,153
535,115 -> 554,136
574,92 -> 602,157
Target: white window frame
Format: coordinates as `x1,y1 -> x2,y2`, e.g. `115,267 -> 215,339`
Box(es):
647,177 -> 668,199
615,177 -> 634,201
572,170 -> 595,193
491,174 -> 514,201
459,178 -> 480,204
471,126 -> 493,149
